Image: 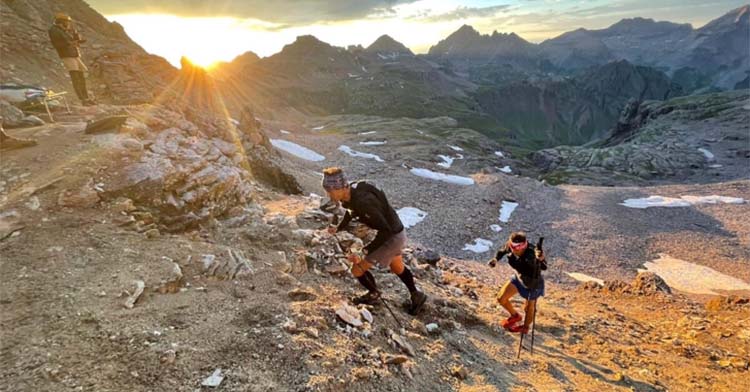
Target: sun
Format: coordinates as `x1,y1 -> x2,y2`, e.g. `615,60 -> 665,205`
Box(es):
182,55 -> 219,69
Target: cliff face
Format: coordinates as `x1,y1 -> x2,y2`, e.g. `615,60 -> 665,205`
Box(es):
531,90 -> 750,185
474,60 -> 682,148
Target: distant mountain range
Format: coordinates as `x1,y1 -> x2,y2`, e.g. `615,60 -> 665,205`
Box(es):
1,1 -> 747,151
425,5 -> 749,91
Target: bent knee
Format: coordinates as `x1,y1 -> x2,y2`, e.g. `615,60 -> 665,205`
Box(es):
389,256 -> 405,275
351,260 -> 372,278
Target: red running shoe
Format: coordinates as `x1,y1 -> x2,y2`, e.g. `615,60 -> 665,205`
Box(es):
500,313 -> 522,329
509,324 -> 529,334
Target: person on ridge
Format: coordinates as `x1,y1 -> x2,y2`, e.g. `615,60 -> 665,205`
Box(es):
48,12 -> 95,106
488,232 -> 546,334
322,167 -> 427,315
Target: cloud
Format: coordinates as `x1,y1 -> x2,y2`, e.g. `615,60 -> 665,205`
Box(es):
89,0 -> 418,25
475,0 -> 746,42
416,4 -> 514,23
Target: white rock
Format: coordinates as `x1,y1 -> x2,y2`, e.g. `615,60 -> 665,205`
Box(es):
24,196 -> 40,211
123,280 -> 145,309
360,308 -> 374,324
336,304 -> 363,327
201,369 -> 224,387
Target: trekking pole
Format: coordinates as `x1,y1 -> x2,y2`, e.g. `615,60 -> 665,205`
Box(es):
530,237 -> 544,356
381,297 -> 404,330
517,332 -> 524,358
531,301 -> 538,355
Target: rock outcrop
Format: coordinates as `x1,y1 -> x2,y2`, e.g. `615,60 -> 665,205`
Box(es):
532,89 -> 750,184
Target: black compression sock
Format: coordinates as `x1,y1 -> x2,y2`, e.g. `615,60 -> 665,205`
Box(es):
356,271 -> 378,293
397,267 -> 418,293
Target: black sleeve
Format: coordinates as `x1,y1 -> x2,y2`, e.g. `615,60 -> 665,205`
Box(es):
495,243 -> 509,261
359,194 -> 395,253
49,27 -> 65,47
336,210 -> 352,232
532,244 -> 547,270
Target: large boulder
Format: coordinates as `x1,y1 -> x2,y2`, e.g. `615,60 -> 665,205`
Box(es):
0,99 -> 44,128
104,124 -> 253,232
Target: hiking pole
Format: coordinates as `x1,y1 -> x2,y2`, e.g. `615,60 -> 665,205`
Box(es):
517,331 -> 524,358
530,237 -> 544,356
381,297 -> 404,330
531,301 -> 538,355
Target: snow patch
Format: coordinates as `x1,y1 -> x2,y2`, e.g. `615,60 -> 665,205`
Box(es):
437,155 -> 454,168
709,164 -> 723,168
415,129 -> 425,135
271,139 -> 326,161
312,125 -> 325,131
499,201 -> 519,223
358,131 -> 377,136
409,168 -> 474,186
448,145 -> 463,152
338,145 -> 384,162
566,272 -> 604,286
494,151 -> 505,158
397,207 -> 428,229
639,254 -> 750,295
698,148 -> 715,161
463,238 -> 493,254
279,129 -> 291,134
359,141 -> 386,146
621,195 -> 745,209
490,224 -> 502,233
497,166 -> 512,174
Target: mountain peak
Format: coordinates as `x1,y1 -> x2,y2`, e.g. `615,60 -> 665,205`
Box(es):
365,34 -> 413,55
700,4 -> 750,31
291,35 -> 328,48
276,35 -> 335,57
428,24 -> 533,59
224,51 -> 260,67
605,16 -> 691,35
447,24 -> 481,41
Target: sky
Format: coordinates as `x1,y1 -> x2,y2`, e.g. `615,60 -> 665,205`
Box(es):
88,0 -> 748,67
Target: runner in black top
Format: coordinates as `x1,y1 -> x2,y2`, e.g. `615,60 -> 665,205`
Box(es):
323,167 -> 427,315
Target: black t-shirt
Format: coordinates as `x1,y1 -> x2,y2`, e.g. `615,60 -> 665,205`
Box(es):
495,243 -> 546,288
337,181 -> 404,253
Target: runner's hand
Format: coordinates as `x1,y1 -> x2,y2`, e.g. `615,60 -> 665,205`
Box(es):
487,258 -> 497,268
535,249 -> 545,261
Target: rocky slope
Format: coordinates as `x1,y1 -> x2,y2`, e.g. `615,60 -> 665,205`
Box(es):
531,90 -> 750,185
474,60 -> 683,148
2,102 -> 749,391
